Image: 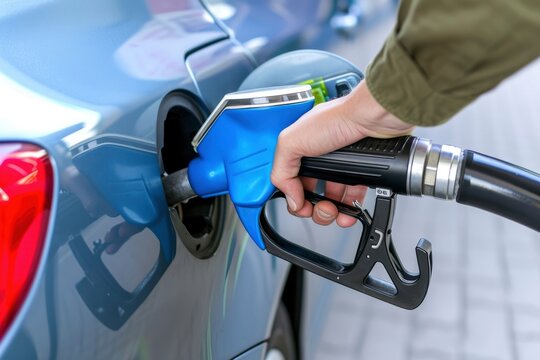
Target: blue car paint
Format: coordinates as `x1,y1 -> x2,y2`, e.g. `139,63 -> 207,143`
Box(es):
185,38 -> 257,110
232,342 -> 266,360
0,0 -> 342,358
202,0 -> 332,64
0,1 -> 225,106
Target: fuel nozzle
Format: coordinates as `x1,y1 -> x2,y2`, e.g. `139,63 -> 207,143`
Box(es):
160,49 -> 540,310
163,136 -> 464,206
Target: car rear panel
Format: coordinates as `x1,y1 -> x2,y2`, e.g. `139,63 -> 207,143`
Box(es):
0,1 -> 296,359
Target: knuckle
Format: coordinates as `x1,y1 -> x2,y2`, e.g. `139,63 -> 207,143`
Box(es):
270,171 -> 281,187
277,128 -> 294,150
276,131 -> 287,145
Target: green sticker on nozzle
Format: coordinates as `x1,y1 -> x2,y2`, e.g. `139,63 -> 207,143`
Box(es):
299,77 -> 328,105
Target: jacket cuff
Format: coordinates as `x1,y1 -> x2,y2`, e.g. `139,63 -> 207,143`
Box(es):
366,34 -> 472,126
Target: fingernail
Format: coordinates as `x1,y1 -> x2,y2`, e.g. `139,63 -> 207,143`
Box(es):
317,208 -> 332,219
286,196 -> 298,211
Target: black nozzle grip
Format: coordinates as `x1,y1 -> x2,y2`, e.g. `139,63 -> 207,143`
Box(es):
300,136 -> 416,194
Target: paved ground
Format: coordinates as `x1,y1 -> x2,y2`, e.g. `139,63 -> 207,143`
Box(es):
309,16 -> 540,360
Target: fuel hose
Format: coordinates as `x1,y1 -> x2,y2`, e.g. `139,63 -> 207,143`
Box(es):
456,151 -> 540,231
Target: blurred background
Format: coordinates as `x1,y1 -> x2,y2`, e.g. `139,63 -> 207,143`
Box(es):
301,1 -> 540,359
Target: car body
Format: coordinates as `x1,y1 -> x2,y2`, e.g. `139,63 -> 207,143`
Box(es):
0,1 -> 348,359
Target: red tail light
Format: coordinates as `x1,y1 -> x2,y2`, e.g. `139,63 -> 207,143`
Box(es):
0,143 -> 53,339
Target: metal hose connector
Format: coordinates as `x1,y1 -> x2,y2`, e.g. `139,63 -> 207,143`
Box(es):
408,138 -> 463,200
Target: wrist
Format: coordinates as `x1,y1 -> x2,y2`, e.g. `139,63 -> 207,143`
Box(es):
344,80 -> 415,138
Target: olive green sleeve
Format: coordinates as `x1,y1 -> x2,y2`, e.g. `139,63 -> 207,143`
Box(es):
366,0 -> 540,126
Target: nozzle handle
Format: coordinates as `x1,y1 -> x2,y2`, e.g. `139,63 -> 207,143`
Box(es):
300,136 -> 416,194
260,190 -> 432,310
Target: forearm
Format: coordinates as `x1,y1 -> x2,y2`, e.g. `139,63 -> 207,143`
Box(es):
367,0 -> 540,126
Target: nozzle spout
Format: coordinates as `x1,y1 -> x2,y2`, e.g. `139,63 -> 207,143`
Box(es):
162,168 -> 196,206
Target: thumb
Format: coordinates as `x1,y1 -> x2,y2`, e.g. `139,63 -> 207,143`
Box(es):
274,176 -> 305,212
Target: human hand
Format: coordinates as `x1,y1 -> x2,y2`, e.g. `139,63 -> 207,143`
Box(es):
271,80 -> 415,226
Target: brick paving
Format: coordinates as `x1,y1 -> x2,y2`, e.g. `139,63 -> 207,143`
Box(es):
307,16 -> 540,360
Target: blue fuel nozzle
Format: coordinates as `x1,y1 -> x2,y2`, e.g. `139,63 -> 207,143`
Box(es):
187,85 -> 315,249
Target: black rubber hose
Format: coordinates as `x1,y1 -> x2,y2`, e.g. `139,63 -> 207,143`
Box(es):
456,150 -> 540,231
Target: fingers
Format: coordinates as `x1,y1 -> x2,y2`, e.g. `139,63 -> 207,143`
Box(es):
284,180 -> 367,227
337,185 -> 367,227
341,184 -> 368,206
310,181 -> 343,225
324,181 -> 347,201
310,183 -> 366,227
314,182 -> 367,228
276,175 -> 367,227
301,177 -> 318,192
312,200 -> 339,225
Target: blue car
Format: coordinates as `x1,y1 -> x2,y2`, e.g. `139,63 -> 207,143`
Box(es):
0,1 -> 369,359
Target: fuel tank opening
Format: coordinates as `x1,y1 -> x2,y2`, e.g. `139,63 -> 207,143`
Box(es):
157,91 -> 225,259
